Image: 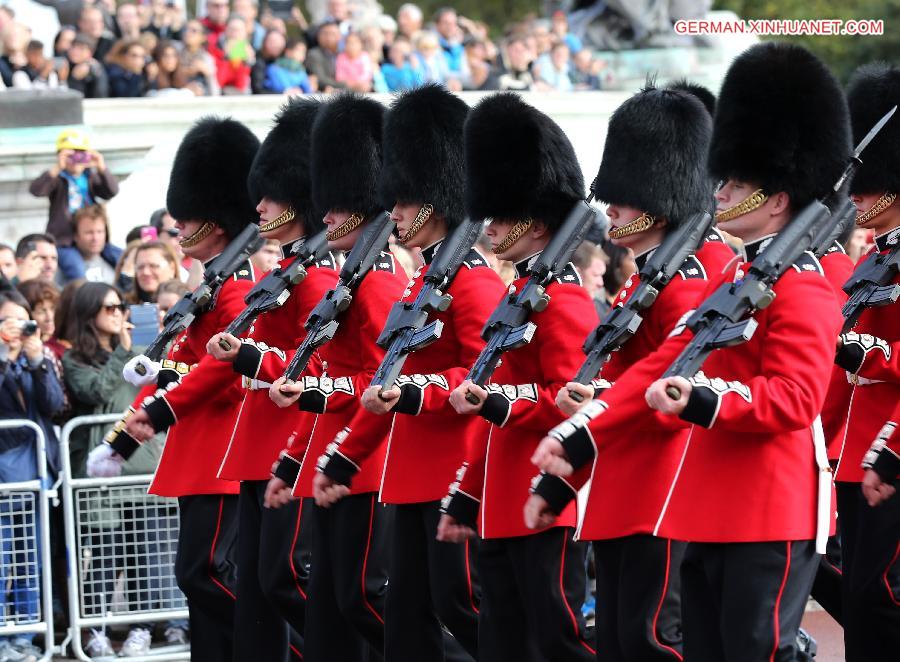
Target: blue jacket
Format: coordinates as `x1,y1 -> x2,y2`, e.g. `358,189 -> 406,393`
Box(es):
0,353 -> 65,483
58,243 -> 124,283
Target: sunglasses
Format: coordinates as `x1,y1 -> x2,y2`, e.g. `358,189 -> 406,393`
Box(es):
164,228 -> 180,237
102,303 -> 128,314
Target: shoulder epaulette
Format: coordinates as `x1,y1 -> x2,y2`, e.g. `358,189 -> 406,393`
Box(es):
554,262 -> 582,286
461,247 -> 491,269
677,254 -> 708,280
317,252 -> 338,270
371,251 -> 397,274
705,228 -> 725,244
790,251 -> 825,276
231,259 -> 254,281
825,241 -> 847,256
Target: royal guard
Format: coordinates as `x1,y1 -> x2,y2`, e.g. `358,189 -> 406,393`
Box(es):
830,61 -> 900,661
263,92 -> 403,662
525,82 -> 732,661
861,405 -> 899,507
315,84 -> 506,661
434,92 -> 598,661
89,117 -> 261,661
203,98 -> 337,662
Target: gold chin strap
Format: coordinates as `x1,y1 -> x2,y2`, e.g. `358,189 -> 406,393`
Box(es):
856,192 -> 897,226
715,188 -> 768,223
398,204 -> 434,245
179,221 -> 215,248
492,218 -> 534,254
259,206 -> 296,232
608,213 -> 655,239
326,212 -> 364,241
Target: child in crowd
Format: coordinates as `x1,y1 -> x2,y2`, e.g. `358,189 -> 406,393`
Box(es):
381,37 -> 423,92
216,17 -> 254,93
335,32 -> 374,92
264,38 -> 314,94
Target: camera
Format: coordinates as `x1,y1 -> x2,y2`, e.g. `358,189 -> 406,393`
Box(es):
68,150 -> 91,165
21,320 -> 38,337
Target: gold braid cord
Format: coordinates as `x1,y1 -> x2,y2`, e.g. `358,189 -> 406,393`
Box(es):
259,206 -> 296,232
179,221 -> 215,248
608,213 -> 655,239
856,192 -> 897,226
492,218 -> 534,254
715,189 -> 768,224
326,212 -> 364,241
398,204 -> 434,245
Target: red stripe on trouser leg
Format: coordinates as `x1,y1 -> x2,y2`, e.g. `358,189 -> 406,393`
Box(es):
769,541 -> 792,662
883,541 -> 900,607
651,539 -> 684,661
558,532 -> 596,656
465,539 -> 479,615
209,495 -> 236,600
290,497 -> 308,600
361,494 -> 385,624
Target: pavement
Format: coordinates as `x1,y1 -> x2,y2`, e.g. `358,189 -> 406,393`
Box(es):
802,607 -> 845,662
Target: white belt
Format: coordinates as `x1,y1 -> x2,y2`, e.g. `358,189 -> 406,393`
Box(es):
846,372 -> 884,386
811,416 -> 832,554
242,376 -> 273,391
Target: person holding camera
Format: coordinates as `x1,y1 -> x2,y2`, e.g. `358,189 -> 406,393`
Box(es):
28,129 -> 119,248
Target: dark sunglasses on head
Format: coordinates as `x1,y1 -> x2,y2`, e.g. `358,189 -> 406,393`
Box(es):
103,303 -> 128,314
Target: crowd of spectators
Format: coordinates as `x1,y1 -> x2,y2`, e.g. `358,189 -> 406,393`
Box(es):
0,0 -> 611,96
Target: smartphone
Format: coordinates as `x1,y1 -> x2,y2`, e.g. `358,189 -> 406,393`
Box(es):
141,226 -> 159,241
69,150 -> 91,164
129,304 -> 160,347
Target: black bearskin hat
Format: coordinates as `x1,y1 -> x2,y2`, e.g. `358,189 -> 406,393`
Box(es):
379,84 -> 469,227
311,92 -> 384,218
248,98 -> 323,234
592,84 -> 713,223
667,79 -> 716,116
708,42 -> 851,209
846,62 -> 900,195
465,93 -> 584,228
166,116 -> 260,238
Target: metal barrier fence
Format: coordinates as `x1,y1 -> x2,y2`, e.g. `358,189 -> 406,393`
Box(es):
0,419 -> 54,662
60,415 -> 189,661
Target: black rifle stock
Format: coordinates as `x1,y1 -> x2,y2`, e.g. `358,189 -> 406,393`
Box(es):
217,229 -> 330,350
282,212 -> 395,383
463,200 -> 600,404
568,210 -> 713,403
136,224 -> 263,373
370,219 -> 484,394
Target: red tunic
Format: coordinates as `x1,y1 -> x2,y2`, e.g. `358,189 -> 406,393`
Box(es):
287,255 -> 407,497
142,261 -> 256,497
831,230 -> 900,482
863,402 -> 900,479
334,242 -> 506,504
217,249 -> 338,482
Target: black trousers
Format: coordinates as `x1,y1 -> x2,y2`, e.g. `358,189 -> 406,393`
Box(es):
592,535 -> 685,661
477,527 -> 594,662
681,540 -> 818,662
836,481 -> 900,662
809,532 -> 843,624
384,500 -> 480,662
234,480 -> 312,662
304,492 -> 390,662
175,494 -> 239,662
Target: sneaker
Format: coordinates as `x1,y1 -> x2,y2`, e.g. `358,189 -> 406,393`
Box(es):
163,626 -> 187,646
85,630 -> 115,658
119,628 -> 152,657
0,641 -> 27,662
796,627 -> 818,659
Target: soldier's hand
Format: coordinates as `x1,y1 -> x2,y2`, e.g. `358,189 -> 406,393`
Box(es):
269,377 -> 303,408
124,408 -> 156,442
523,493 -> 557,530
207,333 -> 240,362
645,377 -> 691,415
556,382 -> 593,416
449,380 -> 486,415
862,469 -> 896,507
361,385 -> 400,415
436,513 -> 476,543
263,477 -> 295,509
530,436 -> 573,477
312,472 -> 351,507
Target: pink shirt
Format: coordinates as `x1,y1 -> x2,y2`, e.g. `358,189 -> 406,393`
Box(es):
335,51 -> 373,85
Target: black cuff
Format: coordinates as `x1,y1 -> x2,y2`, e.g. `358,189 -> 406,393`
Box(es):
531,473 -> 576,515
680,385 -> 718,428
108,430 -> 141,459
872,448 -> 900,483
835,343 -> 865,374
480,392 -> 510,427
156,368 -> 182,390
144,396 -> 176,433
560,426 -> 596,471
233,342 -> 263,379
319,450 -> 358,487
393,383 -> 424,415
298,387 -> 327,414
273,454 -> 302,486
441,490 -> 480,529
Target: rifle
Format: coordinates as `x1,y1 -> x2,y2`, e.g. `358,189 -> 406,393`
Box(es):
568,209 -> 714,403
369,219 -> 484,394
217,229 -> 330,350
282,212 -> 395,382
811,187 -> 856,258
462,200 -> 600,404
840,241 -> 900,333
135,223 -> 263,374
663,106 -> 896,399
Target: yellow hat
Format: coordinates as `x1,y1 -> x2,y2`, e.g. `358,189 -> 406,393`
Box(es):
56,129 -> 90,152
